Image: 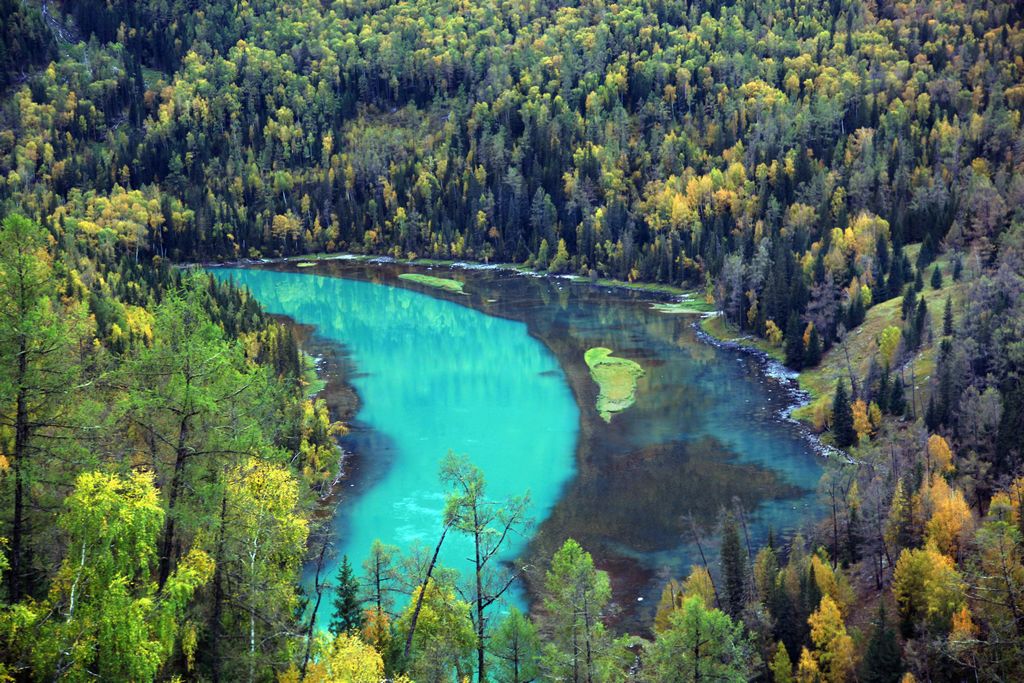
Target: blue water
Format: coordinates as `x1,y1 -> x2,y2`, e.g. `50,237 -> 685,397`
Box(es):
211,267 -> 579,621
212,262 -> 826,631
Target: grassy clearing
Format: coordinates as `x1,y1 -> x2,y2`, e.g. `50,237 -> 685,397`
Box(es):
584,347 -> 645,422
699,315 -> 786,362
650,294 -> 717,315
397,272 -> 466,294
793,255 -> 966,426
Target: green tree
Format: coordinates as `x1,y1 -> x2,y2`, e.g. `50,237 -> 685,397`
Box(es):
396,578 -> 476,682
225,458 -> 309,683
861,603 -> 902,683
120,278 -> 270,589
720,512 -> 748,618
440,451 -> 531,682
538,539 -> 612,683
329,555 -> 363,635
490,607 -> 540,683
931,264 -> 943,289
770,641 -> 794,683
832,381 -> 856,448
3,470 -> 213,680
642,595 -> 753,683
0,214 -> 81,600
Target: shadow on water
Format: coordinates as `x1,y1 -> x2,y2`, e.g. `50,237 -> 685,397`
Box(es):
211,260 -> 824,633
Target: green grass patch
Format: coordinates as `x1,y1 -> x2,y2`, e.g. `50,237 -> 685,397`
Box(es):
699,315 -> 786,362
397,272 -> 466,294
650,294 -> 716,314
584,347 -> 645,422
296,262 -> 317,268
792,254 -> 966,428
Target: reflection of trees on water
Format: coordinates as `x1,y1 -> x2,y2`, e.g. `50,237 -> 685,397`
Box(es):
228,261 -> 823,632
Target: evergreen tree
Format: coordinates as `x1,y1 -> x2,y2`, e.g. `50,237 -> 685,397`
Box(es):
952,256 -> 963,281
720,512 -> 748,618
913,267 -> 924,292
930,264 -> 943,289
943,296 -> 953,336
913,298 -> 929,348
784,313 -> 805,370
329,556 -> 363,635
832,381 -> 856,448
805,326 -> 822,367
890,376 -> 906,416
900,286 -> 916,321
861,603 -> 902,683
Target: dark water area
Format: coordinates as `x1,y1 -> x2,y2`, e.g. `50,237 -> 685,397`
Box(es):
212,259 -> 824,632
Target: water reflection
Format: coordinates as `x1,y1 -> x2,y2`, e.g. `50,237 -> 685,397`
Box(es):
212,261 -> 824,631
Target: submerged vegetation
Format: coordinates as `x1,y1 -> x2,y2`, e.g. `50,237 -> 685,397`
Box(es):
397,272 -> 467,294
584,347 -> 645,421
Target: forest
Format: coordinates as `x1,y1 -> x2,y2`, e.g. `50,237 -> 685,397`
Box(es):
1,0 -> 1023,680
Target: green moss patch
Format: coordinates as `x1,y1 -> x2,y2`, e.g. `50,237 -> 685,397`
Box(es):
584,347 -> 645,422
398,272 -> 466,294
650,295 -> 715,314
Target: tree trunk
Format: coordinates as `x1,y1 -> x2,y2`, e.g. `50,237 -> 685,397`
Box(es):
210,494 -> 228,682
403,523 -> 450,661
158,415 -> 190,588
9,344 -> 28,601
474,509 -> 486,682
301,539 -> 330,680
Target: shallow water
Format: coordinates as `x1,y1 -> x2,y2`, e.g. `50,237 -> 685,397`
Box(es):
211,261 -> 824,630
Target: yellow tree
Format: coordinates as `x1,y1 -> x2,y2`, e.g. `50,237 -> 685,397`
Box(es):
893,544 -> 966,634
226,458 -> 308,683
807,595 -> 854,683
923,476 -> 973,559
2,471 -> 212,680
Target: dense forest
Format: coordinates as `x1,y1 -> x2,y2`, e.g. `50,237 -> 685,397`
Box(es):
1,0 -> 1023,680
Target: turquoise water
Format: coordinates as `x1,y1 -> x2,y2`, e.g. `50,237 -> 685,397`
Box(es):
213,261 -> 825,631
212,267 -> 579,621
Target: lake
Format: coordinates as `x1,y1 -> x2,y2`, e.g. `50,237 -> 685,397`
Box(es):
211,260 -> 824,631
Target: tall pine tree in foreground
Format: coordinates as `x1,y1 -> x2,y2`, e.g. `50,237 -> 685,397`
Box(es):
329,556 -> 363,635
861,603 -> 902,683
720,512 -> 748,618
832,381 -> 856,448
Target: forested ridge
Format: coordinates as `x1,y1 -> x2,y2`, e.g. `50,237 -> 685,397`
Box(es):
1,0 -> 1024,680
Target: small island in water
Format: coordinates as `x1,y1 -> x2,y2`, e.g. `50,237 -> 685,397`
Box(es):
398,272 -> 466,294
584,347 -> 645,422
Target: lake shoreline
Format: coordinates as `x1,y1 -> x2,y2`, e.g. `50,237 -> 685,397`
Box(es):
223,259 -> 832,632
197,251 -> 698,299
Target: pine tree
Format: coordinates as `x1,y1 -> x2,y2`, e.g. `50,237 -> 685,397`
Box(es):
770,641 -> 794,683
890,376 -> 906,416
720,512 -> 748,618
914,268 -> 924,292
930,264 -> 943,289
943,296 -> 953,336
785,313 -> 805,370
862,604 -> 902,683
900,285 -> 916,321
832,381 -> 856,448
329,556 -> 363,635
805,326 -> 822,367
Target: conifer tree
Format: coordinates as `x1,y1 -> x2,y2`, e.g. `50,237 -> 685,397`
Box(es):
720,512 -> 748,618
805,326 -> 822,367
785,313 -> 805,370
930,264 -> 943,289
832,381 -> 856,448
862,604 -> 902,683
943,297 -> 953,336
329,556 -> 363,635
